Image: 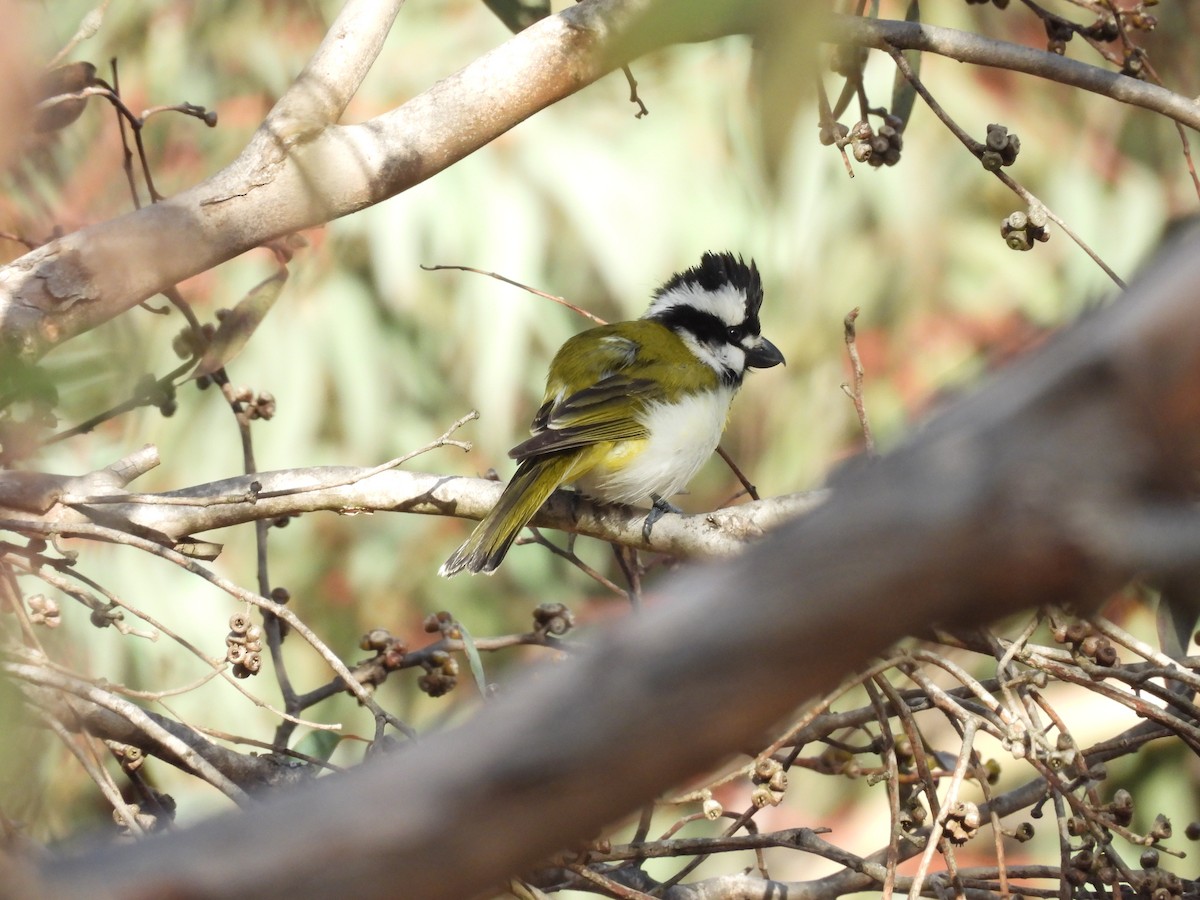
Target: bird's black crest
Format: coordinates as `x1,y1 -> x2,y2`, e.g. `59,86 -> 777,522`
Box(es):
655,251 -> 763,315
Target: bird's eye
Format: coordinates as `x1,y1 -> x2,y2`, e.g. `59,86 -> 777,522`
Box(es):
726,326 -> 741,342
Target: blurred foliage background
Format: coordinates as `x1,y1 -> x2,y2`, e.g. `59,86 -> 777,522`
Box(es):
2,0 -> 1199,885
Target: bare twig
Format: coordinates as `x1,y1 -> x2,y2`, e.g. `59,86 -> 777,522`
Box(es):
840,307 -> 875,454
884,45 -> 1127,290
421,264 -> 607,325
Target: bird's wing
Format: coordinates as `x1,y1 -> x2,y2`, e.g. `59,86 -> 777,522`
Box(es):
509,334 -> 668,460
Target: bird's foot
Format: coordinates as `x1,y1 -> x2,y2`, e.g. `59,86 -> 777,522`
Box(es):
642,494 -> 682,543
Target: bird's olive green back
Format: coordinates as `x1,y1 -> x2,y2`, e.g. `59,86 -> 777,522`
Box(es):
510,320 -> 721,459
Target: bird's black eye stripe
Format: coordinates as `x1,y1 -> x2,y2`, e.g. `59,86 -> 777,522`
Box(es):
653,305 -> 756,347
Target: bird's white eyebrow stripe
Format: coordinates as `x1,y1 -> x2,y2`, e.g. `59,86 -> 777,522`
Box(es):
642,283 -> 749,327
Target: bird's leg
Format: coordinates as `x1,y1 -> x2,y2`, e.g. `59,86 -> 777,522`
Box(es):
642,494 -> 682,542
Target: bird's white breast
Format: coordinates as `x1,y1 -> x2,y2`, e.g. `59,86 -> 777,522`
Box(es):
579,386 -> 736,505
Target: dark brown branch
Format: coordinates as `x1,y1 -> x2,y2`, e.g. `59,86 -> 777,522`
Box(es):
35,226 -> 1200,899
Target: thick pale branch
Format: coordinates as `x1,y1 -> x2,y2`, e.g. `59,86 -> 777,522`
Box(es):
265,0 -> 406,133
0,464 -> 822,559
37,229 -> 1200,898
0,0 -> 673,360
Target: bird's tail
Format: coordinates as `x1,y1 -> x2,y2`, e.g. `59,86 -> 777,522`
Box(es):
439,455 -> 576,576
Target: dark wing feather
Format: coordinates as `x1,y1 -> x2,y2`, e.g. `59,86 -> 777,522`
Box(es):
510,328 -> 681,461
510,375 -> 662,459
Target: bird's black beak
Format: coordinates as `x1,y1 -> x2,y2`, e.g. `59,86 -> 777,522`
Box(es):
745,337 -> 785,369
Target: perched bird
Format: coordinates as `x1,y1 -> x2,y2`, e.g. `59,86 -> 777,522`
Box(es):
440,251 -> 784,576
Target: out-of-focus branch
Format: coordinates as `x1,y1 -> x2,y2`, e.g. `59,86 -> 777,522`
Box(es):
35,227 -> 1200,897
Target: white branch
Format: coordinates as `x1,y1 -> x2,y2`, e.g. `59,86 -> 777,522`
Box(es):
0,463 -> 823,560
265,0 -> 406,133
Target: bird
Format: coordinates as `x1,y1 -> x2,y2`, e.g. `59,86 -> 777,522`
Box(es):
439,251 -> 784,576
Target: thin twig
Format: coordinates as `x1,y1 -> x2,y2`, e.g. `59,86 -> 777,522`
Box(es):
864,679 -> 901,899
715,445 -> 761,501
840,307 -> 875,454
907,719 -> 979,900
884,45 -> 1127,291
255,411 -> 477,500
5,656 -> 249,803
816,75 -> 855,178
421,264 -> 607,325
0,517 -> 411,737
621,65 -> 648,118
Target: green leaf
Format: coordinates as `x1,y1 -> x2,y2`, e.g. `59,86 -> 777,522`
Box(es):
456,620 -> 489,698
293,729 -> 342,764
890,1 -> 921,129
194,269 -> 287,378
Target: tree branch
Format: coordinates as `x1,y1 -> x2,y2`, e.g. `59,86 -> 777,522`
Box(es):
0,464 -> 822,560
8,660 -> 313,793
0,0 -> 697,361
35,223 -> 1200,898
829,14 -> 1200,131
265,0 -> 406,133
4,659 -> 250,804
6,5 -> 1196,363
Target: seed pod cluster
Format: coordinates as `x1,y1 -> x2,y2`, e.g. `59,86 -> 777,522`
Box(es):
848,119 -> 903,168
231,385 -> 276,421
1001,207 -> 1050,252
943,800 -> 981,846
980,123 -> 1020,171
112,790 -> 176,836
26,593 -> 61,628
749,756 -> 788,808
360,627 -> 407,672
417,649 -> 459,698
532,602 -> 575,638
226,612 -> 264,678
1051,619 -> 1120,668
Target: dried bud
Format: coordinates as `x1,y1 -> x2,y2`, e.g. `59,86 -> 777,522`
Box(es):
1151,813 -> 1172,841
1011,821 -> 1034,842
986,124 -> 1010,151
